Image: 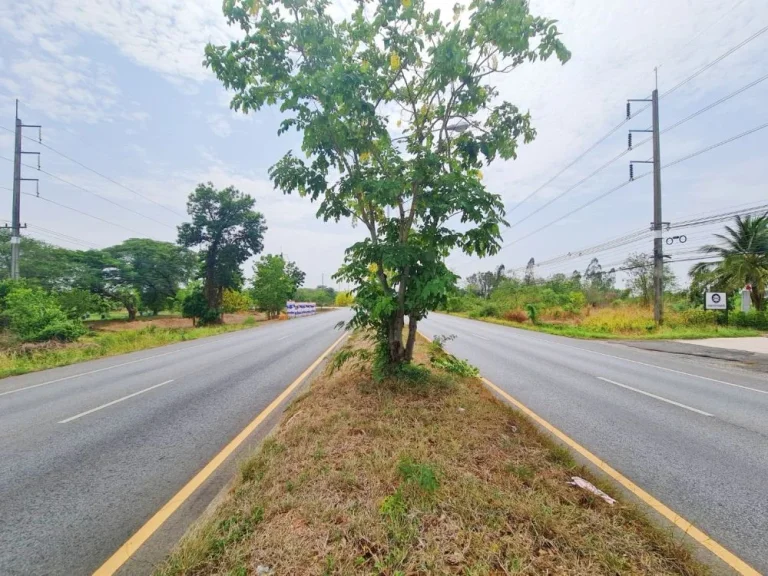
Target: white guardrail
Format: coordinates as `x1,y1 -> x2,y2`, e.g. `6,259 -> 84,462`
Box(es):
286,301 -> 317,318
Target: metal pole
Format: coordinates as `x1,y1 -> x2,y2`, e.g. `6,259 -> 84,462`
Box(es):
11,101 -> 22,280
651,88 -> 663,325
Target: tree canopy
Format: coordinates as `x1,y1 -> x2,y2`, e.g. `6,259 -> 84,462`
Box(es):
107,238 -> 197,314
206,0 -> 570,371
251,254 -> 303,318
178,183 -> 267,321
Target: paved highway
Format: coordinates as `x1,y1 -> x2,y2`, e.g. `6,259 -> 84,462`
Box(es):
420,313 -> 768,574
0,309 -> 349,576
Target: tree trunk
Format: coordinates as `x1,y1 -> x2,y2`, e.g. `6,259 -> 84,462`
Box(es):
404,317 -> 418,362
126,305 -> 137,321
387,309 -> 407,365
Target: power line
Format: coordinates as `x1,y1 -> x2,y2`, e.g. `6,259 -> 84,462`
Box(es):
0,124 -> 186,218
29,162 -> 174,229
508,71 -> 768,230
21,192 -> 145,235
507,19 -> 767,218
500,120 -> 768,250
657,0 -> 749,72
506,104 -> 651,216
661,71 -> 768,135
661,23 -> 768,98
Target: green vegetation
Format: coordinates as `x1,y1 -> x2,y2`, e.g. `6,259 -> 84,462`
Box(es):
449,215 -> 768,339
295,285 -> 336,308
177,182 -> 267,322
0,316 -> 264,379
334,291 -> 354,307
691,213 -> 768,311
250,254 -> 304,319
157,333 -> 704,576
206,0 -> 570,373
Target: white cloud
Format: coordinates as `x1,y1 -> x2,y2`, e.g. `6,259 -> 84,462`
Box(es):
207,114 -> 232,138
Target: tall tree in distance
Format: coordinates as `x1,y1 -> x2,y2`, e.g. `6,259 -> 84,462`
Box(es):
178,183 -> 267,322
206,0 -> 569,371
107,238 -> 197,315
251,254 -> 302,319
624,252 -> 676,307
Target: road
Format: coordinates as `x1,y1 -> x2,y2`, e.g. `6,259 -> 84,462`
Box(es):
419,313 -> 768,574
0,309 -> 349,576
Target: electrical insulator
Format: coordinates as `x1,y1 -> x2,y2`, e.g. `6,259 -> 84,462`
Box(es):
629,164 -> 634,181
626,102 -> 631,119
628,133 -> 632,150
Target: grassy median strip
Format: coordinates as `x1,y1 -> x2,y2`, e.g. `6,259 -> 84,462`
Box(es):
157,334 -> 705,576
0,318 -> 262,379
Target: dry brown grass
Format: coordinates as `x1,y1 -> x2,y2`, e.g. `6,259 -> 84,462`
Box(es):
157,335 -> 706,576
88,312 -> 269,332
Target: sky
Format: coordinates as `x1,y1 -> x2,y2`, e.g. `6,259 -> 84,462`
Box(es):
0,0 -> 766,290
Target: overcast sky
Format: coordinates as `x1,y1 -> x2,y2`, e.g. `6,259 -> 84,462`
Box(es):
0,0 -> 766,289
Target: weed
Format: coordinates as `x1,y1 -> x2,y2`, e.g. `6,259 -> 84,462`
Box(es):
548,445 -> 575,468
397,457 -> 439,494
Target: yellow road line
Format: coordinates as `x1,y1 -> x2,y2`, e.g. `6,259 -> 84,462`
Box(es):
93,332 -> 347,576
481,375 -> 761,576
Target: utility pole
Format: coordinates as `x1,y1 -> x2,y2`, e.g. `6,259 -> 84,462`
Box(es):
651,86 -> 663,326
11,104 -> 22,279
628,74 -> 664,325
9,100 -> 41,279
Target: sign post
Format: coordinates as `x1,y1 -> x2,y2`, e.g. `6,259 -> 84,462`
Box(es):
705,292 -> 727,324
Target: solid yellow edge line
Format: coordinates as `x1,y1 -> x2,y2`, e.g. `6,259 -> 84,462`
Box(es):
92,332 -> 348,576
480,375 -> 760,576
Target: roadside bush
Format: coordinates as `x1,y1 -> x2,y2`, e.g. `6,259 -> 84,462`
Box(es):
180,285 -> 221,326
2,287 -> 87,342
221,289 -> 252,313
56,289 -> 106,320
503,309 -> 528,323
525,303 -> 539,325
674,309 -> 717,327
729,311 -> 768,330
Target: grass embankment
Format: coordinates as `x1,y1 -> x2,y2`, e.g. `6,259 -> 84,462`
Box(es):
158,334 -> 705,575
453,308 -> 761,340
0,316 -> 264,379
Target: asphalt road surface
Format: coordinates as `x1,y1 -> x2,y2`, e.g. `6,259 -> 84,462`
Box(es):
0,310 -> 349,576
419,313 -> 768,574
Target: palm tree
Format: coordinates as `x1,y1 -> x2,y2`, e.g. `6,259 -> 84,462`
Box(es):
690,213 -> 768,311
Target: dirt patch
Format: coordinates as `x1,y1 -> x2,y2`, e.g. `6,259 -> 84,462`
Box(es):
158,334 -> 705,576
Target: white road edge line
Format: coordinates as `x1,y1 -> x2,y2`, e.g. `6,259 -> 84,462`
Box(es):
278,335 -> 290,341
0,345 -> 208,398
596,376 -> 713,416
436,314 -> 768,396
471,332 -> 490,341
59,380 -> 175,424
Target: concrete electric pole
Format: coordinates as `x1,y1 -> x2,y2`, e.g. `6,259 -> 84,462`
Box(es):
650,87 -> 663,326
628,77 -> 664,325
9,100 -> 41,279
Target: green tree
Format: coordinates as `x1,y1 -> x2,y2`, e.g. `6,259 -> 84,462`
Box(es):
177,183 -> 267,322
222,288 -> 253,313
180,282 -> 220,326
2,285 -> 86,342
251,254 -> 297,318
107,238 -> 197,315
206,0 -> 569,370
690,213 -> 768,311
624,253 -> 677,307
296,285 -> 336,307
285,260 -> 306,298
0,231 -> 81,291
